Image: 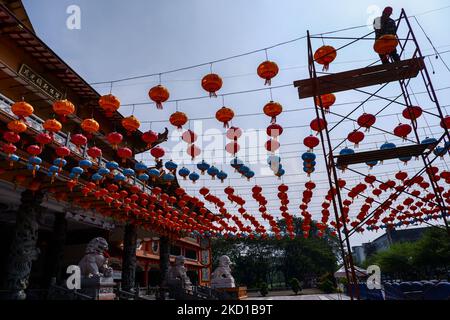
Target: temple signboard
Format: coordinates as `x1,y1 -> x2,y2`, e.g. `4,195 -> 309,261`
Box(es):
18,64 -> 63,100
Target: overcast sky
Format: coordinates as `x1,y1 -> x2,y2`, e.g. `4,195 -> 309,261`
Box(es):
23,0 -> 450,246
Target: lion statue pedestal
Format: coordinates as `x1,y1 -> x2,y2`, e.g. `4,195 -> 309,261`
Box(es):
211,255 -> 247,300
77,237 -> 116,300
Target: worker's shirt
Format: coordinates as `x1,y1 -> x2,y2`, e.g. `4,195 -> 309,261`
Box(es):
373,17 -> 397,38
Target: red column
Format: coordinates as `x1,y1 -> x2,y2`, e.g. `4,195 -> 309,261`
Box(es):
143,262 -> 149,287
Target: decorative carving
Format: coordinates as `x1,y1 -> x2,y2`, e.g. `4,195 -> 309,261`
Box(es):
78,237 -> 112,278
167,255 -> 192,291
211,255 -> 235,289
5,190 -> 44,300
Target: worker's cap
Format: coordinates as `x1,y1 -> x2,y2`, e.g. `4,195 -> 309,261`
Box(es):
383,6 -> 393,15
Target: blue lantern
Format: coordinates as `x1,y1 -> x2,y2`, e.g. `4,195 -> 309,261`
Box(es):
178,167 -> 190,180
421,137 -> 438,148
91,173 -> 103,183
114,173 -> 126,183
276,168 -> 285,179
106,161 -> 119,171
28,156 -> 42,177
148,168 -> 160,180
197,160 -> 210,175
123,168 -> 136,178
380,142 -> 396,150
238,165 -> 249,177
53,158 -> 67,171
399,155 -> 412,165
135,162 -> 147,173
189,172 -> 200,184
245,170 -> 255,181
207,166 -> 219,180
71,166 -> 84,180
165,160 -> 178,172
217,170 -> 228,183
340,147 -> 355,156
97,167 -> 110,176
434,146 -> 446,158
8,154 -> 19,166
79,159 -> 93,169
366,160 -> 378,169
48,165 -> 59,183
230,158 -> 243,171
302,152 -> 316,162
163,173 -> 175,184
138,173 -> 149,186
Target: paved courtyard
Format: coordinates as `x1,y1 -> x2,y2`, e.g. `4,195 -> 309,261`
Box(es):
247,293 -> 350,300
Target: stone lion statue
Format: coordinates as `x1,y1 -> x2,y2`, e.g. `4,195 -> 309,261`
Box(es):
211,255 -> 235,289
167,255 -> 192,290
78,237 -> 113,278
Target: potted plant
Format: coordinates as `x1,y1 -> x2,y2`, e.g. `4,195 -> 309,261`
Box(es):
259,282 -> 269,297
290,278 -> 302,295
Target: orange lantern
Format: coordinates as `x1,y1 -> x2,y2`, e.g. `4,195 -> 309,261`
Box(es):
7,120 -> 27,134
122,115 -> 140,135
53,99 -> 75,122
201,73 -> 222,97
169,111 -> 188,130
81,118 -> 100,136
99,94 -> 120,117
314,45 -> 337,71
215,107 -> 234,128
149,85 -> 170,110
374,34 -> 398,55
43,119 -> 62,136
11,101 -> 34,120
315,93 -> 336,111
263,101 -> 283,124
257,61 -> 279,86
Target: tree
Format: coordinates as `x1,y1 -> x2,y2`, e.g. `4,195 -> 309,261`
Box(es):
290,278 -> 302,295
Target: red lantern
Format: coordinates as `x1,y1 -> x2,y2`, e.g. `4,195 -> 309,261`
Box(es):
402,106 -> 422,121
257,61 -> 279,86
148,85 -> 170,110
357,113 -> 376,131
226,127 -> 242,140
35,132 -> 52,146
117,147 -> 132,163
107,132 -> 123,149
201,73 -> 222,97
226,142 -> 240,155
394,123 -> 412,140
182,130 -> 197,143
187,144 -> 201,160
3,131 -> 20,144
310,118 -> 327,133
99,94 -> 120,117
265,139 -> 280,153
53,99 -> 75,122
142,130 -> 158,147
27,144 -> 42,156
303,135 -> 320,151
440,116 -> 450,130
169,111 -> 188,130
71,133 -> 87,150
215,107 -> 234,128
11,101 -> 34,120
315,93 -> 336,111
347,130 -> 365,147
87,146 -> 102,161
150,146 -> 165,160
266,123 -> 283,138
263,101 -> 282,124
56,146 -> 71,158
314,46 -> 337,71
122,115 -> 140,135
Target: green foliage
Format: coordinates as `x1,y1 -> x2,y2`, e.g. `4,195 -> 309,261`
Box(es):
318,272 -> 336,293
211,217 -> 339,289
369,227 -> 450,280
260,282 -> 268,297
290,278 -> 302,295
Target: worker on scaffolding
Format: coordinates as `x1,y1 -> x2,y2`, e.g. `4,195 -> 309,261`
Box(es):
373,6 -> 400,64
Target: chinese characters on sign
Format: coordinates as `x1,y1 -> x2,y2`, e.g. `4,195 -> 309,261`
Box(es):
18,64 -> 63,100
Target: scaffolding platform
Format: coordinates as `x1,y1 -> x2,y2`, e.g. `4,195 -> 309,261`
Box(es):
335,143 -> 433,167
294,57 -> 425,99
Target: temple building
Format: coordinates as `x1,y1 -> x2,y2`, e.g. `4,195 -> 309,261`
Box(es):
0,0 -> 212,299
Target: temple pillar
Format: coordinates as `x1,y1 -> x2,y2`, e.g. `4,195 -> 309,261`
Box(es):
158,236 -> 170,300
43,211 -> 67,288
4,189 -> 44,300
121,223 -> 137,292
143,262 -> 149,287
